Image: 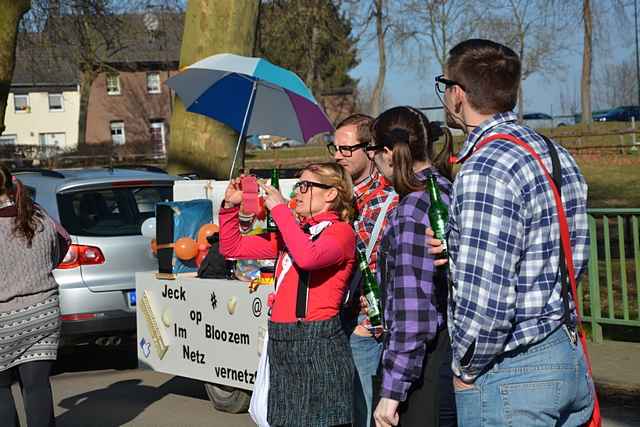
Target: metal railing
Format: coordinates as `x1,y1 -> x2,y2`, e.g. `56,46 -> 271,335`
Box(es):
579,209 -> 640,342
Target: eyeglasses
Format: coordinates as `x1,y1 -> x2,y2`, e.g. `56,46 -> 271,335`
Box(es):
364,144 -> 385,160
435,74 -> 466,94
293,180 -> 333,194
326,141 -> 369,157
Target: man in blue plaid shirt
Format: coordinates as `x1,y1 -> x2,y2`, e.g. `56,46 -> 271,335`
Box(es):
437,39 -> 595,426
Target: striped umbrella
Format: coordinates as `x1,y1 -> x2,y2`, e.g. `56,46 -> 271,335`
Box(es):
166,53 -> 334,177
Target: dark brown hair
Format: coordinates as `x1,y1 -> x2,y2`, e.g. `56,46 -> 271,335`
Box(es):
446,39 -> 521,114
371,106 -> 454,198
299,162 -> 354,222
335,113 -> 374,145
0,164 -> 42,246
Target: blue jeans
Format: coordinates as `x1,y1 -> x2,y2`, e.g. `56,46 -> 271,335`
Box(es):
350,325 -> 382,427
455,326 -> 595,427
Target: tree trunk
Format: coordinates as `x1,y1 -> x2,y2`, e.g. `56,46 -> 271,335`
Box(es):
580,0 -> 593,126
77,69 -> 97,147
0,0 -> 30,136
167,0 -> 260,178
517,43 -> 525,123
370,0 -> 386,117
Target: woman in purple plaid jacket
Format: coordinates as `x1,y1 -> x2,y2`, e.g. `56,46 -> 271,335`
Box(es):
365,106 -> 457,427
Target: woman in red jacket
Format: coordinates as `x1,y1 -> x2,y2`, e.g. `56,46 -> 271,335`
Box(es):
219,162 -> 356,427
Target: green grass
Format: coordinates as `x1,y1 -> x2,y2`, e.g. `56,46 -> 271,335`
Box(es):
577,153 -> 640,208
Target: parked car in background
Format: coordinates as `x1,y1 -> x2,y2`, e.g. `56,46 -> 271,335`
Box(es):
593,106 -> 640,122
270,139 -> 305,149
15,167 -> 180,351
523,112 -> 554,129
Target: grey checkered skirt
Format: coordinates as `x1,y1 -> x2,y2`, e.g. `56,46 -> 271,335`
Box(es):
0,294 -> 60,372
267,316 -> 354,427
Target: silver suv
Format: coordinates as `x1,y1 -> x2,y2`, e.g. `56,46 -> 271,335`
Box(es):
15,167 -> 179,349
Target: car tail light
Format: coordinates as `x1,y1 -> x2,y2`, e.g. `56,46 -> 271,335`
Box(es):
60,313 -> 98,321
57,245 -> 105,269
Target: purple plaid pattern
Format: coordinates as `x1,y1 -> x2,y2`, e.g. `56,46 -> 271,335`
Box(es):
447,112 -> 589,383
377,168 -> 451,401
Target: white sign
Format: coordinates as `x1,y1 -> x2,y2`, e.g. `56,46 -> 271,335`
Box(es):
136,272 -> 271,391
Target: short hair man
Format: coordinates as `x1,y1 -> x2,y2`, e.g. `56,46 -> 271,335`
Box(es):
439,39 -> 594,426
329,114 -> 398,427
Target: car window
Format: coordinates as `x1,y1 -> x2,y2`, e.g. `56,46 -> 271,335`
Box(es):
57,186 -> 172,237
133,187 -> 168,221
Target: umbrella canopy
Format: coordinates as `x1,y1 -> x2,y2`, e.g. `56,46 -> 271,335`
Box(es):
166,53 -> 333,144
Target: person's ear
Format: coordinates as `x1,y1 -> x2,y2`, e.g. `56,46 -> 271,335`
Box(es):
324,187 -> 338,203
383,147 -> 394,167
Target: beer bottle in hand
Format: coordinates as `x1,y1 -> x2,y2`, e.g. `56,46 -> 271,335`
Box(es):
266,168 -> 280,232
426,174 -> 448,259
357,252 -> 382,329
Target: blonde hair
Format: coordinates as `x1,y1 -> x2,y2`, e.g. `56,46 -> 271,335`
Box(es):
300,162 -> 354,222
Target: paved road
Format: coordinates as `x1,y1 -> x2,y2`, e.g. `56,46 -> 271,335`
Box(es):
8,344 -> 640,426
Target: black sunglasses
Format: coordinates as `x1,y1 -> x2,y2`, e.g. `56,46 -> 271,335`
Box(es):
294,180 -> 333,194
326,141 -> 369,157
435,74 -> 466,94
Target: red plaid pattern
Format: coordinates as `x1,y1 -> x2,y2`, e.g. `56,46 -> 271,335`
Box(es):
353,172 -> 398,272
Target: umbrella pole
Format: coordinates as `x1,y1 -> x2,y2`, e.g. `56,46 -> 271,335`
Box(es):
229,79 -> 258,180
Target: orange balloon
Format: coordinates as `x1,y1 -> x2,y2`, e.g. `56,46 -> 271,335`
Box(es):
175,237 -> 198,260
150,239 -> 157,255
197,223 -> 219,245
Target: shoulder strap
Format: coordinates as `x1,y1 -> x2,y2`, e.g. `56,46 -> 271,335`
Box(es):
365,192 -> 396,263
539,137 -> 571,326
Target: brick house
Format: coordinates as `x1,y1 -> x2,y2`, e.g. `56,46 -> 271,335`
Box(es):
84,13 -> 182,158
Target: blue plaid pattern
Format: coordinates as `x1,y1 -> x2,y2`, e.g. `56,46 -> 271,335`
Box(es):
377,168 -> 451,401
447,112 -> 589,382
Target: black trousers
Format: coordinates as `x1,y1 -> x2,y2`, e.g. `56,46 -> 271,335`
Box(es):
0,361 -> 56,427
372,329 -> 457,427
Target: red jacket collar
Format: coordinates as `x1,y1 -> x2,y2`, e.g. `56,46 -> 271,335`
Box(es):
300,210 -> 340,227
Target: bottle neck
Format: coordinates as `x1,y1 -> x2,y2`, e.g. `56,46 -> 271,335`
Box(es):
271,168 -> 279,181
427,177 -> 440,202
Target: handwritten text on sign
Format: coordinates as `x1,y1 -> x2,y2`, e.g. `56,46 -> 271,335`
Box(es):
136,272 -> 270,391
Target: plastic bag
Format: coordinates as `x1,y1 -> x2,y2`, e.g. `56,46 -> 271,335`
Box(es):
249,329 -> 270,427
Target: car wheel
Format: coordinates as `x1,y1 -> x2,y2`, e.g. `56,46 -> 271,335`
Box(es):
281,143 -> 289,148
204,383 -> 251,413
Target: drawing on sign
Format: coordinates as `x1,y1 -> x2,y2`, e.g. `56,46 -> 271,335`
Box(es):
141,290 -> 170,359
139,337 -> 151,358
227,296 -> 238,315
252,297 -> 262,318
210,291 -> 218,311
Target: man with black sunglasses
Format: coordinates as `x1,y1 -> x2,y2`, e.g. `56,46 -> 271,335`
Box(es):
329,114 -> 398,427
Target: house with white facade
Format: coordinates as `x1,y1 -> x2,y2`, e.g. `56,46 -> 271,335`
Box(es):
2,36 -> 80,152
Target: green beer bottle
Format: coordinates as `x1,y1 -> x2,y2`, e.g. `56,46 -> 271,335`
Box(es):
426,174 -> 448,259
357,252 -> 382,329
266,168 -> 280,232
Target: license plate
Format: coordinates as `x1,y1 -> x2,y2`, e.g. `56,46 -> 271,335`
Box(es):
127,290 -> 137,307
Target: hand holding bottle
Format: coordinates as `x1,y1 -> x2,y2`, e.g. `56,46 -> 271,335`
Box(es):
426,227 -> 448,267
259,182 -> 287,210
